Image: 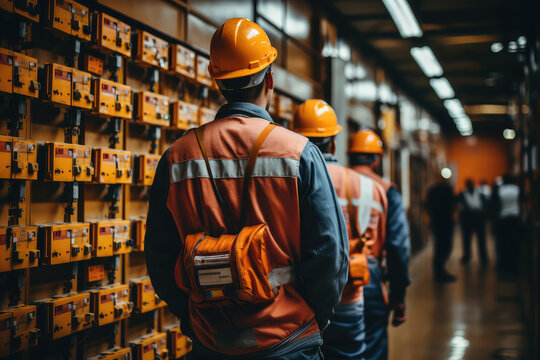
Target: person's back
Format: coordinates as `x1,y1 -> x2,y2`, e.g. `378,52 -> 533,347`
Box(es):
498,183 -> 519,218
144,18 -> 348,360
427,181 -> 455,225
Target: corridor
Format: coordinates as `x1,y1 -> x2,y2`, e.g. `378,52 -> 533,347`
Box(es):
389,230 -> 528,360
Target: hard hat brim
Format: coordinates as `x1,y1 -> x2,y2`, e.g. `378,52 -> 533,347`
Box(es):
209,48 -> 277,80
293,124 -> 343,138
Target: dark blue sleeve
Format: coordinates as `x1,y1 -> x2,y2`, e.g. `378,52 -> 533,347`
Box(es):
385,186 -> 411,305
297,142 -> 349,330
145,151 -> 192,336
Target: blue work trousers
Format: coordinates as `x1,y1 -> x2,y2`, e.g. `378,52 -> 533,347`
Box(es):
323,299 -> 366,359
363,260 -> 389,360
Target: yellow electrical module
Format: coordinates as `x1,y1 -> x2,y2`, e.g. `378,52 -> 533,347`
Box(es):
167,326 -> 192,359
48,0 -> 91,40
96,12 -> 132,57
45,142 -> 74,182
136,91 -> 170,127
0,47 -> 13,94
42,223 -> 90,265
0,312 -> 10,357
132,218 -> 146,252
11,137 -> 38,180
196,55 -> 213,87
94,78 -> 133,119
10,225 -> 39,270
0,305 -> 38,355
0,135 -> 12,179
170,44 -> 195,79
72,68 -> 94,109
13,0 -> 39,22
93,148 -> 133,184
135,154 -> 160,186
13,52 -> 39,98
70,223 -> 92,262
170,100 -> 198,130
131,277 -> 166,314
90,284 -> 132,326
90,219 -> 132,257
88,347 -> 132,360
72,144 -> 94,182
131,332 -> 168,360
0,227 -> 11,273
136,30 -> 169,70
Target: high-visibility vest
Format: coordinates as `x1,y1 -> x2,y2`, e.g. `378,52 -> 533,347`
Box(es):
327,163 -> 388,303
167,116 -> 319,355
351,165 -> 390,260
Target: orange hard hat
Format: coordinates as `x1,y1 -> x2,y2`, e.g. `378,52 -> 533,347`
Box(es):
293,99 -> 342,137
209,18 -> 277,81
348,129 -> 384,154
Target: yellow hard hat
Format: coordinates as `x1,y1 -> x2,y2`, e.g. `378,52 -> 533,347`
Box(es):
348,129 -> 383,154
209,18 -> 277,81
293,99 -> 342,137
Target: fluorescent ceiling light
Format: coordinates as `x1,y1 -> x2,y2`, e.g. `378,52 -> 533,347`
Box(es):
464,104 -> 507,115
444,99 -> 465,118
411,47 -> 443,77
491,42 -> 503,53
430,78 -> 455,99
460,129 -> 473,136
503,128 -> 516,140
382,0 -> 423,38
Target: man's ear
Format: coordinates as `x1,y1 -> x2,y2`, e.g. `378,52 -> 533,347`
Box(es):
266,70 -> 274,91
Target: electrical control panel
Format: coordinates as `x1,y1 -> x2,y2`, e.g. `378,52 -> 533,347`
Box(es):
0,135 -> 12,179
94,78 -> 133,119
0,0 -> 12,13
0,47 -> 13,94
36,292 -> 93,340
93,148 -> 133,184
97,13 -> 132,57
90,284 -> 132,326
1,305 -> 38,354
131,332 -> 168,360
72,69 -> 94,109
88,347 -> 132,360
196,55 -> 213,87
135,154 -> 159,186
13,0 -> 39,22
90,220 -> 132,257
0,312 -> 10,357
11,137 -> 38,180
198,107 -> 216,125
10,226 -> 39,270
82,54 -> 104,76
45,63 -> 72,106
170,100 -> 198,130
86,264 -> 105,283
42,223 -> 90,265
136,91 -> 170,127
49,0 -> 91,40
13,52 -> 39,98
136,30 -> 169,70
45,142 -> 74,181
72,144 -> 94,182
170,44 -> 195,79
167,326 -> 192,359
132,218 -> 145,252
278,95 -> 294,122
131,277 -> 165,313
0,227 -> 10,272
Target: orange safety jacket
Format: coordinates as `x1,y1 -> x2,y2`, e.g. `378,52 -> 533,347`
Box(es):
166,116 -> 322,355
352,165 -> 393,260
326,158 -> 387,303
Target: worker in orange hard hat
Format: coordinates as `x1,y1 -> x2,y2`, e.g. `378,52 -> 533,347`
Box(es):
348,129 -> 411,360
145,18 -> 348,360
293,100 -> 388,360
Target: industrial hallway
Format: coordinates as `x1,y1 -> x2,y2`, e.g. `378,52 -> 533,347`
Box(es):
389,230 -> 527,360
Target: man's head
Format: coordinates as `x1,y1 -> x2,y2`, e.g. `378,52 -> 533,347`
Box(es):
347,129 -> 383,169
292,99 -> 342,154
209,18 -> 277,109
465,178 -> 475,191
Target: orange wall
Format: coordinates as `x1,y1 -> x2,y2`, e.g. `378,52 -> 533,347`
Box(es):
447,135 -> 511,191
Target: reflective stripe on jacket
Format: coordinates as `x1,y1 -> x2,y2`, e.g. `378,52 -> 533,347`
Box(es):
156,103 -> 348,357
325,157 -> 387,303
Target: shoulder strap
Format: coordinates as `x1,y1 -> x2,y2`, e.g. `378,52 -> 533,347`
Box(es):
194,123 -> 277,232
344,169 -> 360,239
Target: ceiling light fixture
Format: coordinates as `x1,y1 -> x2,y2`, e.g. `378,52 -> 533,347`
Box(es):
491,42 -> 503,53
430,77 -> 455,99
444,99 -> 465,118
503,128 -> 516,140
411,46 -> 443,77
382,0 -> 423,38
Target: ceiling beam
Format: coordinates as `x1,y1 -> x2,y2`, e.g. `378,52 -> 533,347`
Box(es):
359,26 -> 502,40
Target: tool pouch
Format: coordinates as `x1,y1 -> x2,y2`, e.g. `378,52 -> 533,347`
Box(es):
184,224 -> 278,307
348,238 -> 370,286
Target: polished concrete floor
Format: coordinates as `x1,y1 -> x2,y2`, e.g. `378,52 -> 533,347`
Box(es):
389,229 -> 528,360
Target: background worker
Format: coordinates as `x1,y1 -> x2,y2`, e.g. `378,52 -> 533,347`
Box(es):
459,178 -> 488,266
348,129 -> 411,360
426,174 -> 457,282
293,100 -> 388,360
144,18 -> 348,360
495,173 -> 521,274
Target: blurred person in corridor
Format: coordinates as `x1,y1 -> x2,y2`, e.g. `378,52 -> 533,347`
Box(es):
459,178 -> 488,266
495,174 -> 521,274
426,173 -> 457,282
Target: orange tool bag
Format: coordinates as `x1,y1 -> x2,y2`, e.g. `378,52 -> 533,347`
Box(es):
345,169 -> 370,287
183,123 -> 294,307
